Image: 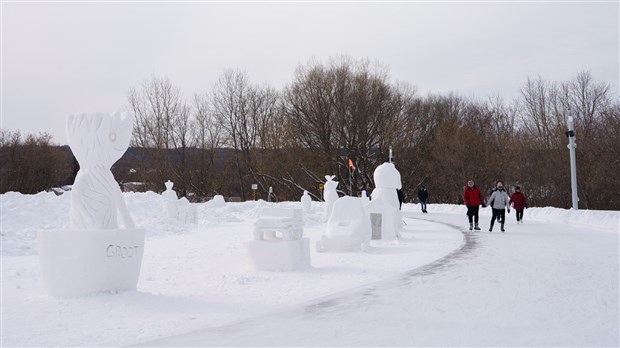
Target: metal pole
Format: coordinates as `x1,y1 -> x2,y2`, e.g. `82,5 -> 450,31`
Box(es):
566,116 -> 578,210
349,167 -> 352,196
389,146 -> 393,163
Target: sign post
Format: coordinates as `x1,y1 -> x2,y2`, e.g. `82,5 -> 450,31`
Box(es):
251,184 -> 258,201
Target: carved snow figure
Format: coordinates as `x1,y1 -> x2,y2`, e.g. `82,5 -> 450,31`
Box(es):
67,112 -> 135,230
319,196 -> 372,252
366,162 -> 403,241
300,190 -> 312,213
162,180 -> 179,219
323,175 -> 339,221
37,112 -> 145,297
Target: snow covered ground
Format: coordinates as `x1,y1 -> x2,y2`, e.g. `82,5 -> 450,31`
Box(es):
1,191 -> 618,347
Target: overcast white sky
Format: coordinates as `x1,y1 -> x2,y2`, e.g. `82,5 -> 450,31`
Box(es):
2,1 -> 618,145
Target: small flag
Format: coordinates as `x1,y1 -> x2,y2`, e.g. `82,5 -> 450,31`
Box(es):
348,159 -> 356,170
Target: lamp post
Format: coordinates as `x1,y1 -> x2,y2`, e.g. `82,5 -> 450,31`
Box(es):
566,116 -> 578,210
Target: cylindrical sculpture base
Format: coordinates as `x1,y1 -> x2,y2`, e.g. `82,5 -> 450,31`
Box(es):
37,228 -> 145,297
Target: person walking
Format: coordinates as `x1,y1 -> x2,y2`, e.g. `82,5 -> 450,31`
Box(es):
418,185 -> 428,213
463,178 -> 485,231
396,188 -> 405,210
509,185 -> 528,223
488,181 -> 510,232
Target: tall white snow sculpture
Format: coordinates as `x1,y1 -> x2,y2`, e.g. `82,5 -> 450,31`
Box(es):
319,196 -> 372,252
366,162 -> 402,241
323,175 -> 339,221
37,112 -> 145,297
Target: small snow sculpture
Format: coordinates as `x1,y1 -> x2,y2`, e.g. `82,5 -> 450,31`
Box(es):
37,112 -> 145,297
249,208 -> 310,271
300,190 -> 312,213
177,197 -> 198,224
319,196 -> 372,252
210,195 -> 226,208
323,175 -> 339,220
162,180 -> 179,219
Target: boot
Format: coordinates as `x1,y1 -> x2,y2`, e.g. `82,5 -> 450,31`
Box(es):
474,223 -> 481,231
489,223 -> 493,232
501,224 -> 505,232
469,223 -> 473,231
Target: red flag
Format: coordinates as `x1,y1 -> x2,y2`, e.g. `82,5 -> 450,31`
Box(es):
348,159 -> 355,170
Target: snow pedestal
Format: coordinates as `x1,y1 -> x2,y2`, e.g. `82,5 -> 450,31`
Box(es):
319,196 -> 371,252
365,198 -> 400,241
247,239 -> 310,272
38,228 -> 145,297
38,112 -> 145,297
248,208 -> 310,271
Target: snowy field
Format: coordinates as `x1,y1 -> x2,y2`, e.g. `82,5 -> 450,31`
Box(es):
1,190 -> 618,347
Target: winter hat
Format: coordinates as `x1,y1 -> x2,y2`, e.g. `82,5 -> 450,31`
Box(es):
515,185 -> 521,190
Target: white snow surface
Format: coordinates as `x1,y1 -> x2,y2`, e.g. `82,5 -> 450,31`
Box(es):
1,191 -> 618,347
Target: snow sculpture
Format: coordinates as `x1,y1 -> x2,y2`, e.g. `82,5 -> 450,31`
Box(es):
162,180 -> 178,219
366,162 -> 402,241
248,208 -> 310,271
210,195 -> 226,208
300,190 -> 312,213
323,175 -> 339,221
160,181 -> 197,224
177,197 -> 198,224
37,112 -> 145,297
318,196 -> 372,252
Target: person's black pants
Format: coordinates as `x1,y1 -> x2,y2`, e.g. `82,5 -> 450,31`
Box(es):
466,205 -> 479,223
491,208 -> 505,228
516,208 -> 524,221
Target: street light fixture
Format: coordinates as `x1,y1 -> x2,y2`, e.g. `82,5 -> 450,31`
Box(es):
565,115 -> 579,210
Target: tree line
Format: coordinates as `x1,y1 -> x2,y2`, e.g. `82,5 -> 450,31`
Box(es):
2,56 -> 618,210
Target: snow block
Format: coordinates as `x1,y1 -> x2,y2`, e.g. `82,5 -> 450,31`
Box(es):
247,238 -> 311,271
37,228 -> 145,297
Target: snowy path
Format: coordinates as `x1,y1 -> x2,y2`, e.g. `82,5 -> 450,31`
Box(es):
136,212 -> 619,347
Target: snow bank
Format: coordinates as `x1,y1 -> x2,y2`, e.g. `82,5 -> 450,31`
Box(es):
413,203 -> 619,233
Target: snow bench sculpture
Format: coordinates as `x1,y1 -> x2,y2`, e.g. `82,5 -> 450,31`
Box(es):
248,207 -> 310,271
253,207 -> 303,241
37,112 -> 145,297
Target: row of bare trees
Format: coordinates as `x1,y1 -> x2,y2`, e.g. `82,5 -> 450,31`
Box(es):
2,56 -> 618,209
0,130 -> 73,194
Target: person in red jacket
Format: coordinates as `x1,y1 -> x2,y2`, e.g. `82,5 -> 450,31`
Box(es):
509,185 -> 528,223
463,178 -> 485,231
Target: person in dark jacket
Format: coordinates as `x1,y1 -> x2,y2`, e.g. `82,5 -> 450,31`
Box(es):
396,188 -> 404,210
463,178 -> 485,231
418,185 -> 428,213
509,185 -> 528,223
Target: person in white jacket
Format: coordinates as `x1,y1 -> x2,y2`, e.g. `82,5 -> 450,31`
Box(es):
488,181 -> 510,232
